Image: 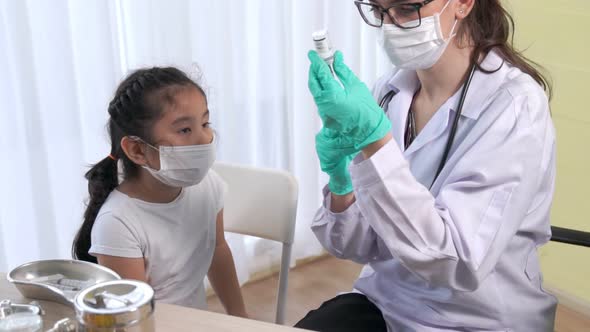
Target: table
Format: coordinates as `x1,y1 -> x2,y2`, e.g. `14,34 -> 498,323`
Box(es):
1,274 -> 306,331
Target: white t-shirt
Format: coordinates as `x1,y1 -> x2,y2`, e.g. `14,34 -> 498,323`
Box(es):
89,170 -> 226,309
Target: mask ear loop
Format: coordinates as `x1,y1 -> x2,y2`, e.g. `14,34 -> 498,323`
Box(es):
439,0 -> 454,14
446,19 -> 459,41
128,135 -> 159,151
127,135 -> 163,170
435,0 -> 459,41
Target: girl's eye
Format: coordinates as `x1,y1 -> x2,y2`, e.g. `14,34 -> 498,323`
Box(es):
179,128 -> 192,134
203,122 -> 212,128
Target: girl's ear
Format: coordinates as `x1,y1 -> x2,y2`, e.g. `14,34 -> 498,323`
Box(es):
120,136 -> 149,166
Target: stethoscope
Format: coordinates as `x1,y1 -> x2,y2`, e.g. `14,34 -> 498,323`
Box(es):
378,63 -> 477,189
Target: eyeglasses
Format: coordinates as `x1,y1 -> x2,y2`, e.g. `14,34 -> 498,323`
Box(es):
354,0 -> 436,29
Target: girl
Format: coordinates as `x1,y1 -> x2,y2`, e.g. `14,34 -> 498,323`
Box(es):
72,67 -> 247,317
299,0 -> 556,331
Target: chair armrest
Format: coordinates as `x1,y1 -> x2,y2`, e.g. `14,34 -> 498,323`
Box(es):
551,226 -> 590,248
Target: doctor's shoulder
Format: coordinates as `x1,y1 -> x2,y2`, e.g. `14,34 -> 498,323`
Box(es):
484,63 -> 550,122
476,63 -> 553,151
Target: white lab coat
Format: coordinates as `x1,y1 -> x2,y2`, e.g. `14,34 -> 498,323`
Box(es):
311,51 -> 557,331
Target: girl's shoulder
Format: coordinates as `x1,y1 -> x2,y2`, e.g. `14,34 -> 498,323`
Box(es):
98,189 -> 136,214
93,189 -> 143,230
90,192 -> 145,258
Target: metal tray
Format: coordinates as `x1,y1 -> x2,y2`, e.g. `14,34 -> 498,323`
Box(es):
7,260 -> 120,307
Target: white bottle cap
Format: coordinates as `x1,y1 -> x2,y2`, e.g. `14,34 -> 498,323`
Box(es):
312,29 -> 335,63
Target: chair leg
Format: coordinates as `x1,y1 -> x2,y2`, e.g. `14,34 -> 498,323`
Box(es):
275,243 -> 292,324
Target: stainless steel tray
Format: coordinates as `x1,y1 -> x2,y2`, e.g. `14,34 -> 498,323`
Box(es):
7,260 -> 120,307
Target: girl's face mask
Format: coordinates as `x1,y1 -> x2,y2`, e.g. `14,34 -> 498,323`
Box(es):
140,133 -> 216,188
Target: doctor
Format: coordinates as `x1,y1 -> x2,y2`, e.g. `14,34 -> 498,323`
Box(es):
296,0 -> 556,331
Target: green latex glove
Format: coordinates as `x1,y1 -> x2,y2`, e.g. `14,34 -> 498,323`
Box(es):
315,127 -> 359,195
308,50 -> 392,150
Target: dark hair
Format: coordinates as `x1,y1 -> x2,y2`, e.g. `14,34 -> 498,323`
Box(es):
457,0 -> 552,99
72,67 -> 204,263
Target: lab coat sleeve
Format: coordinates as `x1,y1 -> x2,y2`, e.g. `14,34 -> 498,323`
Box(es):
349,89 -> 553,291
311,185 -> 393,264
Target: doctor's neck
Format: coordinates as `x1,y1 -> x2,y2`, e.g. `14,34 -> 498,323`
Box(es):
416,41 -> 474,104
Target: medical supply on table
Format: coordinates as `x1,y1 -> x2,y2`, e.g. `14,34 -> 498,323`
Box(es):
0,299 -> 44,332
75,280 -> 155,332
46,318 -> 77,332
8,260 -> 120,306
33,275 -> 96,292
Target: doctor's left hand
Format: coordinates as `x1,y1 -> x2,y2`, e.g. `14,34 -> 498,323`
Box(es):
315,127 -> 359,195
308,50 -> 391,150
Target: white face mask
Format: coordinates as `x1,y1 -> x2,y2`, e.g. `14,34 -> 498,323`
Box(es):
142,133 -> 216,188
378,0 -> 458,70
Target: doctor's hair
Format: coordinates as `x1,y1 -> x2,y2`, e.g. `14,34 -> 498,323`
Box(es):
72,67 -> 205,263
458,0 -> 553,99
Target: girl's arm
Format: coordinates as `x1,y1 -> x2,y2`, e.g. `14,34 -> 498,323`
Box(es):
207,210 -> 248,318
96,255 -> 147,282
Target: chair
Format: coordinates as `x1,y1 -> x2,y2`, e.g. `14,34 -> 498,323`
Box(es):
212,162 -> 298,325
550,226 -> 590,247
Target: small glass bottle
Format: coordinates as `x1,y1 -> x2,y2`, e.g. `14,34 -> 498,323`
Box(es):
0,300 -> 43,332
312,29 -> 335,69
312,29 -> 342,86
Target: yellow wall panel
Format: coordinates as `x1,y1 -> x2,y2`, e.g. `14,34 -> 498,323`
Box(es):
508,0 -> 590,303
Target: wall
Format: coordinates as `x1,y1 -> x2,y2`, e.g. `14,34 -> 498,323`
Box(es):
508,0 -> 590,305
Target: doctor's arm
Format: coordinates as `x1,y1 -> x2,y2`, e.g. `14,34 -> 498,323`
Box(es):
328,132 -> 393,213
347,92 -> 553,291
311,184 -> 393,264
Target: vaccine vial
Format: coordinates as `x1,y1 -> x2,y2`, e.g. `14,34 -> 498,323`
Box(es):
312,29 -> 335,68
312,29 -> 343,87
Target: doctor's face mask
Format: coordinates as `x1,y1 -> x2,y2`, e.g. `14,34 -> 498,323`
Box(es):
376,0 -> 458,70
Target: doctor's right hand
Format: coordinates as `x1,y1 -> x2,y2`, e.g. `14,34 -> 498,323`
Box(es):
316,127 -> 359,195
308,50 -> 391,150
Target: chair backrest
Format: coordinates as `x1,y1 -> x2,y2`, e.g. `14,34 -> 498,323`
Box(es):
212,162 -> 298,245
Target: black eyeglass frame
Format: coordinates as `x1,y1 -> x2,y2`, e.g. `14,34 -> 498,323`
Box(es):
354,0 -> 437,29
